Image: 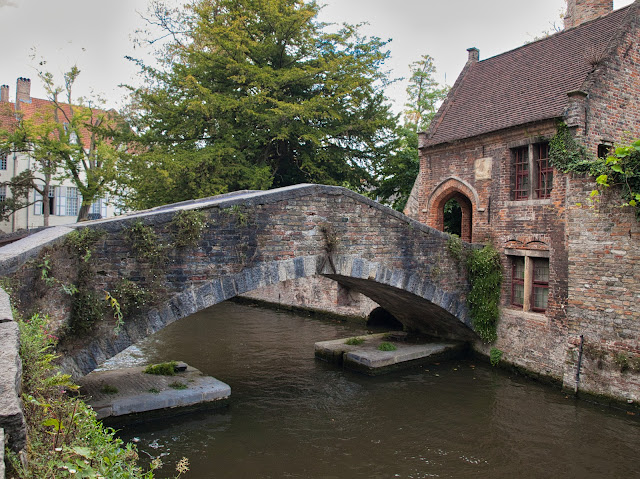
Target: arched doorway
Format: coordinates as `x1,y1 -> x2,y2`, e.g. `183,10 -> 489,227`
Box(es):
431,190 -> 473,242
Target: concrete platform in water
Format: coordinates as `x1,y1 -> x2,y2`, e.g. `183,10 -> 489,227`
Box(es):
315,332 -> 467,375
77,363 -> 230,420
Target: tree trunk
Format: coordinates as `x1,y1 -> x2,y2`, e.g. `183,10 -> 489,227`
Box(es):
42,184 -> 50,227
77,203 -> 91,222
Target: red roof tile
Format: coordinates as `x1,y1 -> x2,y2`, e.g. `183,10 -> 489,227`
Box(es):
424,4 -> 635,146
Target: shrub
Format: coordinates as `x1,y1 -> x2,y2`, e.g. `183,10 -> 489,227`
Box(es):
144,361 -> 178,376
490,347 -> 503,366
345,337 -> 365,346
172,209 -> 208,248
378,342 -> 397,351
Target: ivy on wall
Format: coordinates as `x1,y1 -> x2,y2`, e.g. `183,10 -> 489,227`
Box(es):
447,237 -> 502,343
550,121 -> 640,219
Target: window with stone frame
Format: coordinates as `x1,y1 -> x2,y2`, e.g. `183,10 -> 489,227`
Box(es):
511,141 -> 552,200
0,155 -> 7,170
509,255 -> 549,313
511,257 -> 525,307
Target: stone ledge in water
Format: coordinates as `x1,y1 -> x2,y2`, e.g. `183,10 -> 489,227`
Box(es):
77,363 -> 230,419
315,333 -> 467,375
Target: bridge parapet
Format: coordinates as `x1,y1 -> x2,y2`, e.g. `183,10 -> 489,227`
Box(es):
1,184 -> 477,377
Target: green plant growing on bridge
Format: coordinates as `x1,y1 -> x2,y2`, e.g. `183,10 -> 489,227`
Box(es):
172,209 -> 208,248
144,361 -> 178,376
490,347 -> 503,366
223,205 -> 249,227
64,227 -> 106,263
104,291 -> 124,335
345,337 -> 365,346
466,244 -> 503,343
112,279 -> 154,319
124,220 -> 168,264
378,342 -> 397,351
69,289 -> 104,335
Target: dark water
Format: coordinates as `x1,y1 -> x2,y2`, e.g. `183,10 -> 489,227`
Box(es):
114,302 -> 640,479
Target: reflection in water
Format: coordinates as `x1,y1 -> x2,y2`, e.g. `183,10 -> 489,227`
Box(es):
112,302 -> 640,478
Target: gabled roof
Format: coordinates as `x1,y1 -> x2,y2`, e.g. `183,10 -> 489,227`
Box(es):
423,3 -> 636,147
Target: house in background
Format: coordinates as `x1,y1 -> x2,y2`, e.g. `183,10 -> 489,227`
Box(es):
0,77 -> 116,234
405,0 -> 640,401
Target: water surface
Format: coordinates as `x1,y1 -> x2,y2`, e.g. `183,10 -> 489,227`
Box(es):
112,302 -> 640,478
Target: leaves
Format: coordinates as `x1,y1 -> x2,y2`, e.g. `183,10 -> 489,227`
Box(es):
122,0 -> 398,209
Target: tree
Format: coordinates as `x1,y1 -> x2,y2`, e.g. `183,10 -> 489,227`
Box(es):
374,55 -> 449,211
121,0 -> 398,210
0,67 -> 129,223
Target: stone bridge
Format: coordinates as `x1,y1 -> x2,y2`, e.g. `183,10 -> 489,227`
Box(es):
2,184 -> 479,376
0,184 -> 478,451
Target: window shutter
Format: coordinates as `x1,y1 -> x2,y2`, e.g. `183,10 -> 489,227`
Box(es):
56,186 -> 66,216
34,191 -> 43,215
101,199 -> 107,218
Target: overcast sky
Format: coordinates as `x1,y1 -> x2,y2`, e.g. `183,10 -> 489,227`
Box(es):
0,0 -> 634,113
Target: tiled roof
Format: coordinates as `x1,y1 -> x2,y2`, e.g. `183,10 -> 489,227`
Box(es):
0,97 -> 112,151
424,4 -> 634,146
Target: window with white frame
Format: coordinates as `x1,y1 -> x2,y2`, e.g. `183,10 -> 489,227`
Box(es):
66,187 -> 79,217
34,189 -> 56,216
0,155 -> 7,170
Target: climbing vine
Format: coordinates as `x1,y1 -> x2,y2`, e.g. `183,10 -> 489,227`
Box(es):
171,209 -> 208,248
124,220 -> 168,263
549,121 -> 590,173
448,237 -> 502,343
465,244 -> 503,343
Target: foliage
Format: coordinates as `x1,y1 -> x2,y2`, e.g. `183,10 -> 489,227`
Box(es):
10,313 -> 160,478
111,279 -> 154,319
489,347 -> 503,367
144,361 -> 178,376
101,384 -> 119,395
613,352 -> 630,373
446,235 -> 464,262
124,220 -> 167,263
345,337 -> 365,346
443,198 -> 462,236
104,291 -> 125,335
465,244 -> 503,343
551,122 -> 640,219
121,0 -> 398,210
549,122 -> 590,173
172,209 -> 208,248
378,341 -> 397,351
374,55 -> 449,211
589,139 -> 640,218
0,66 -> 131,223
403,55 -> 450,133
169,381 -> 188,390
69,289 -> 104,335
64,228 -> 106,263
223,205 -> 248,227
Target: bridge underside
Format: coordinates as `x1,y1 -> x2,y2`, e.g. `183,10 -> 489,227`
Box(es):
325,274 -> 477,341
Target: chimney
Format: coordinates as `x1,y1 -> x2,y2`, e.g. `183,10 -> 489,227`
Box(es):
15,77 -> 31,109
467,47 -> 480,63
564,0 -> 613,29
0,85 -> 8,103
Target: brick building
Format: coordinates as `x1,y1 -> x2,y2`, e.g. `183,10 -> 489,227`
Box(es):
405,0 -> 640,400
0,78 -> 117,233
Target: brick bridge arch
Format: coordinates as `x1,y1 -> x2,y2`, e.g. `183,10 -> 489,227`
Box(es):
1,184 -> 479,378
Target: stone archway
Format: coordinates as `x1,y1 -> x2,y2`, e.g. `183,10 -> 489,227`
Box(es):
426,178 -> 477,243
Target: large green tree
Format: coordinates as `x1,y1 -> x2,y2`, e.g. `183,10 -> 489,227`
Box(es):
122,0 -> 398,209
374,55 -> 449,211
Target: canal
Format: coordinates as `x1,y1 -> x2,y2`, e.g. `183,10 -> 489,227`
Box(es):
111,301 -> 639,478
